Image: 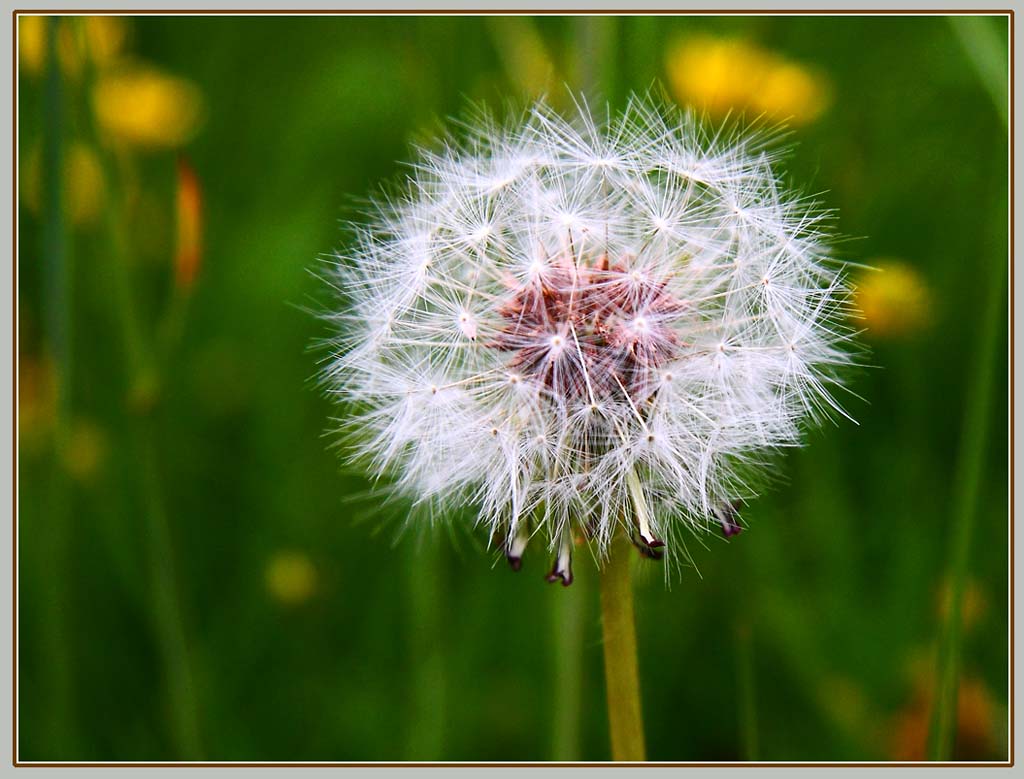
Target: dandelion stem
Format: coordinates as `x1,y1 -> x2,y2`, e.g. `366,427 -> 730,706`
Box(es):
405,539 -> 446,759
599,534 -> 646,762
551,572 -> 585,760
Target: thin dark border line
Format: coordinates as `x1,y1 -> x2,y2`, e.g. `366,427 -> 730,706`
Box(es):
12,7 -> 18,770
1010,4 -> 1015,767
6,761 -> 1020,768
9,9 -> 1015,769
5,8 -> 1021,14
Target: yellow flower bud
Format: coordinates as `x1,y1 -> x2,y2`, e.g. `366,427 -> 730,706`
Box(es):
666,36 -> 830,125
265,552 -> 318,607
21,141 -> 105,228
17,16 -> 47,76
854,261 -> 931,338
93,66 -> 204,148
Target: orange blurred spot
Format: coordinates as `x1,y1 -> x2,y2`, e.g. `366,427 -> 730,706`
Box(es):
175,157 -> 203,290
20,143 -> 42,214
19,355 -> 56,450
889,674 -> 999,761
937,578 -> 988,634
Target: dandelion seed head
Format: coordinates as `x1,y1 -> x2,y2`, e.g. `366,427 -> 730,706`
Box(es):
324,95 -> 855,581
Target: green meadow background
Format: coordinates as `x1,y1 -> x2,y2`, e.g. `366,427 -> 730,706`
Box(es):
17,14 -> 1009,762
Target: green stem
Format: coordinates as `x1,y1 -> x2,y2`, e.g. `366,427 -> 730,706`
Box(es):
948,16 -> 1009,127
572,16 -> 619,100
405,539 -> 445,759
73,29 -> 202,756
485,16 -> 553,99
110,216 -> 202,759
38,17 -> 77,755
626,16 -> 661,91
551,572 -> 585,761
599,534 -> 646,762
137,421 -> 203,758
550,18 -> 624,762
927,20 -> 1008,761
926,256 -> 1006,760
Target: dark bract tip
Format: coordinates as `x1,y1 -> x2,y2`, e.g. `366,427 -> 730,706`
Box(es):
546,570 -> 573,587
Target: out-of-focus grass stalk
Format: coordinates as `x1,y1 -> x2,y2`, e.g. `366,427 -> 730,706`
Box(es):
572,16 -> 619,101
626,16 -> 661,90
734,621 -> 759,761
927,243 -> 1006,760
102,170 -> 203,761
72,20 -> 203,758
949,16 -> 1009,127
550,572 -> 585,760
405,538 -> 445,759
485,16 -> 554,100
37,17 -> 77,755
136,424 -> 203,758
927,18 -> 1008,761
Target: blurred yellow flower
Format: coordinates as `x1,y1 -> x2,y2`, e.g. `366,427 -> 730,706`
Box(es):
666,36 -> 830,124
18,16 -> 128,78
57,22 -> 84,80
265,551 -> 318,607
65,143 -> 106,225
84,16 -> 129,68
487,16 -> 555,98
18,16 -> 46,75
22,141 -> 106,227
92,66 -> 204,148
62,418 -> 108,483
853,261 -> 931,338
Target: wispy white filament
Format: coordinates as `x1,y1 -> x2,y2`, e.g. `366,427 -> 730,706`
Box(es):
323,95 -> 855,573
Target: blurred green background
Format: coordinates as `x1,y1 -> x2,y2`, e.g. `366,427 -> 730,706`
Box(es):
16,14 -> 1009,762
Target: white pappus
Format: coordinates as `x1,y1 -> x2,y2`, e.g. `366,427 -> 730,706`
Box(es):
321,94 -> 856,585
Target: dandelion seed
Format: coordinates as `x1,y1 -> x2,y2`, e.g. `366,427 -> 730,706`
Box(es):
323,95 -> 854,581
